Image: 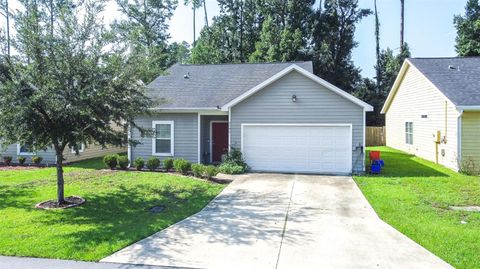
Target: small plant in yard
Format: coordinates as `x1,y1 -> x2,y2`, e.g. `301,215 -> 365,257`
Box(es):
163,158 -> 174,171
133,157 -> 145,171
459,156 -> 477,175
117,156 -> 129,170
103,154 -> 119,170
146,157 -> 160,171
204,165 -> 219,179
191,164 -> 205,178
219,148 -> 248,174
31,156 -> 43,165
219,162 -> 245,174
173,158 -> 191,174
2,156 -> 13,166
17,157 -> 26,165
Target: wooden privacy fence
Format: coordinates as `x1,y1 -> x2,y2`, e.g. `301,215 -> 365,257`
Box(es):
366,127 -> 386,146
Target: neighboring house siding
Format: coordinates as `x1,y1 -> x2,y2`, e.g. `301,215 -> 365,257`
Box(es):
230,71 -> 365,172
63,144 -> 126,163
385,65 -> 460,170
461,112 -> 480,172
131,113 -> 198,164
0,144 -> 57,164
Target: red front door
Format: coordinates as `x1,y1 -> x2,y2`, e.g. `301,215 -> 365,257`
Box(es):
212,122 -> 229,163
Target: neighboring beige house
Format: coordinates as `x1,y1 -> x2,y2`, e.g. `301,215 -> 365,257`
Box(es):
382,57 -> 480,173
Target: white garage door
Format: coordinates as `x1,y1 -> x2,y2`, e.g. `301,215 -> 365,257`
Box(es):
242,124 -> 352,174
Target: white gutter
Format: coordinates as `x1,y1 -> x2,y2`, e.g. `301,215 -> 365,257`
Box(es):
457,106 -> 480,111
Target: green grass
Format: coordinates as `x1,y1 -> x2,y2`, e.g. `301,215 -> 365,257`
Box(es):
0,157 -> 225,261
354,146 -> 480,269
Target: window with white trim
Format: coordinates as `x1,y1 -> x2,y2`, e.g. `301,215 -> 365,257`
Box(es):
152,121 -> 174,156
405,122 -> 413,145
17,144 -> 35,155
71,143 -> 85,153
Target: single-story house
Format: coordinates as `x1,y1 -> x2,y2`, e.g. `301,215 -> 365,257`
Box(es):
382,57 -> 480,172
0,143 -> 125,165
130,61 -> 373,174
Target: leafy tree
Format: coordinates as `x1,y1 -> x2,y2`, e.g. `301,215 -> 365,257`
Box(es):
454,0 -> 480,56
249,16 -> 281,62
113,0 -> 178,83
312,0 -> 372,93
0,0 -> 152,204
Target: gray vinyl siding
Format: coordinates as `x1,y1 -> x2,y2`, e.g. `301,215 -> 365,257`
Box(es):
131,113 -> 198,164
230,71 -> 365,173
0,144 -> 57,165
200,115 -> 228,164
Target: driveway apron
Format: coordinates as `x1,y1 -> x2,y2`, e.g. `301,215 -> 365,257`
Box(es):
102,174 -> 453,269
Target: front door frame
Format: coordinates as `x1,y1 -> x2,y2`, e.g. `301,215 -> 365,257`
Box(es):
210,120 -> 229,163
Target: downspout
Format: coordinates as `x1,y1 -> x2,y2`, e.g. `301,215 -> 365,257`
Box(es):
457,108 -> 463,170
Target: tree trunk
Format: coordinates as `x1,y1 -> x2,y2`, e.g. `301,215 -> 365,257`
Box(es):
203,0 -> 208,27
55,149 -> 65,204
374,0 -> 380,88
400,0 -> 404,52
193,5 -> 196,46
6,0 -> 10,57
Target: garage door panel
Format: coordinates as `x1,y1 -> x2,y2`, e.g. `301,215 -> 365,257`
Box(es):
242,125 -> 352,174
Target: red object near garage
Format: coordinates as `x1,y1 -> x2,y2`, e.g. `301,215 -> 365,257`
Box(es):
369,151 -> 381,161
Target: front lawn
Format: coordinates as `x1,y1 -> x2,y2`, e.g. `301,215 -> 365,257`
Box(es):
0,157 -> 225,261
354,147 -> 480,269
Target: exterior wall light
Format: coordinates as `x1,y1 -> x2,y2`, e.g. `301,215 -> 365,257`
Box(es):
292,95 -> 297,102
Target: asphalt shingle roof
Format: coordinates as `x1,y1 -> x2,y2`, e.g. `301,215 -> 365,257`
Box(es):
146,61 -> 313,109
408,57 -> 480,106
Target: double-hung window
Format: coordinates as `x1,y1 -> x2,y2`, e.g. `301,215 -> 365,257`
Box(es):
405,122 -> 413,145
152,121 -> 174,156
17,144 -> 35,156
71,143 -> 85,153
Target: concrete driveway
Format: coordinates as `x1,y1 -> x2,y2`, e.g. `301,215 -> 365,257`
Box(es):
102,174 -> 453,269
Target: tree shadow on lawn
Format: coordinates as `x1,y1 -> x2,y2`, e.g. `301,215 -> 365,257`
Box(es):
30,183 -> 223,260
365,149 -> 449,178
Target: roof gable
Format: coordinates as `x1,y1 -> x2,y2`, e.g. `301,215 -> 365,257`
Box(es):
222,65 -> 373,111
146,62 -> 314,109
382,57 -> 480,113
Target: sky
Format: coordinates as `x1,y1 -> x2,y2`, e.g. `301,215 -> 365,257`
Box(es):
2,0 -> 469,78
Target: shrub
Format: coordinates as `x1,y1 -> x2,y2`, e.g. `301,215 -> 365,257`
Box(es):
31,156 -> 43,165
117,155 -> 129,170
103,154 -> 119,169
163,158 -> 174,171
17,156 -> 26,165
173,158 -> 191,174
2,156 -> 12,166
460,156 -> 478,175
223,148 -> 247,168
133,157 -> 145,171
146,157 -> 160,171
204,165 -> 219,179
219,162 -> 246,174
191,164 -> 205,178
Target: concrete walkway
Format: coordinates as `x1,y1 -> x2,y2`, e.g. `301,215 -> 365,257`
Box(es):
0,255 -> 180,269
102,174 -> 453,269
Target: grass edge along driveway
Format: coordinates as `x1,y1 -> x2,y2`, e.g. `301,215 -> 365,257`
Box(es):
0,157 -> 225,261
354,146 -> 480,269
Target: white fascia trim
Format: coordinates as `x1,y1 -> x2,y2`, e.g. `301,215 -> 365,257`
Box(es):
457,106 -> 480,111
382,59 -> 457,114
151,120 -> 175,157
221,64 -> 374,112
149,107 -> 221,113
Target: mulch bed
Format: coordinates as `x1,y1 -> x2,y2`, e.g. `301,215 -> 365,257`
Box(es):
35,196 -> 85,209
0,165 -> 44,171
